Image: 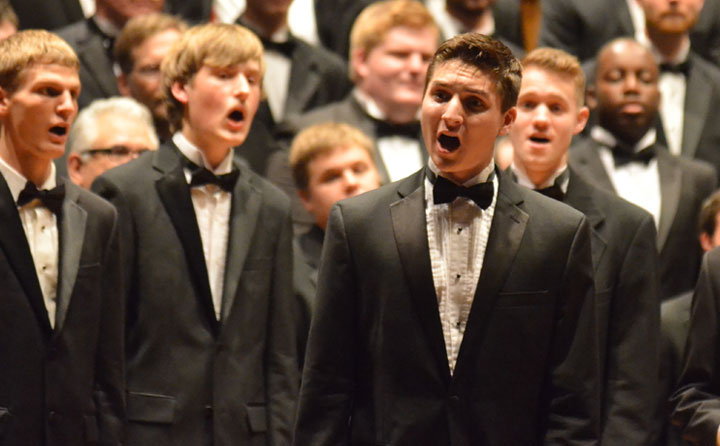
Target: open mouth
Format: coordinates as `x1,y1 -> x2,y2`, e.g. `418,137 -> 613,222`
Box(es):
228,110 -> 244,123
438,134 -> 460,151
49,126 -> 67,137
530,136 -> 550,144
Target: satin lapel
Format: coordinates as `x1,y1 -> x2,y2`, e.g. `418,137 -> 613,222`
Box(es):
390,171 -> 450,382
453,173 -> 528,381
78,32 -> 118,97
286,42 -> 321,117
54,181 -> 87,335
682,56 -> 712,158
0,174 -> 51,337
564,171 -> 608,269
657,151 -> 682,251
569,139 -> 616,193
154,145 -> 219,335
220,165 -> 262,323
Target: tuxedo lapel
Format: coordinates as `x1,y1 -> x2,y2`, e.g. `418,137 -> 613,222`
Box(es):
220,164 -> 262,323
564,171 -> 608,268
77,30 -> 118,97
154,144 -> 219,335
453,173 -> 528,381
0,173 -> 52,337
286,42 -> 321,118
390,171 -> 450,383
54,181 -> 87,335
656,151 -> 682,251
569,139 -> 616,193
682,55 -> 712,158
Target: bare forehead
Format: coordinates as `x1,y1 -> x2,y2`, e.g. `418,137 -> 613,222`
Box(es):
429,60 -> 497,89
598,41 -> 657,72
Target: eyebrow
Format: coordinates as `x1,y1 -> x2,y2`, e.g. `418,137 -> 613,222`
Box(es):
430,80 -> 492,98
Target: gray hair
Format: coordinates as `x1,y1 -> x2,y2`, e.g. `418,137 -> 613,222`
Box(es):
67,96 -> 159,154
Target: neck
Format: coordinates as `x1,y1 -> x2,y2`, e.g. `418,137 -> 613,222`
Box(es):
647,27 -> 688,61
181,126 -> 231,170
514,163 -> 558,189
446,4 -> 492,32
0,142 -> 52,187
241,9 -> 287,38
93,8 -> 125,31
360,88 -> 419,124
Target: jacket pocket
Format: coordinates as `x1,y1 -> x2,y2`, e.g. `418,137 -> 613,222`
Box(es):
246,404 -> 267,433
127,392 -> 176,424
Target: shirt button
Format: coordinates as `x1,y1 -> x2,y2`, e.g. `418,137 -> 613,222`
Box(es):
42,265 -> 47,271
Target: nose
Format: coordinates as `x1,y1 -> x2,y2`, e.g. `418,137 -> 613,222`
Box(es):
233,74 -> 250,99
407,52 -> 425,74
532,104 -> 550,128
441,95 -> 463,127
623,73 -> 640,94
56,90 -> 77,119
342,169 -> 360,192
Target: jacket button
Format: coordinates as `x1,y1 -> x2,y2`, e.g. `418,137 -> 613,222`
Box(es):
204,405 -> 213,419
48,410 -> 57,423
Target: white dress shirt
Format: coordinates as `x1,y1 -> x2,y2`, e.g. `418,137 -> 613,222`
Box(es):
174,132 -> 234,320
0,158 -> 59,328
653,42 -> 690,156
511,163 -> 569,192
262,28 -> 293,122
592,126 -> 662,227
425,160 -> 498,373
354,89 -> 424,182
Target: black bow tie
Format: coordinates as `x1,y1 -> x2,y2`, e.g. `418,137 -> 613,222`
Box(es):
612,144 -> 656,167
536,183 -> 565,201
260,36 -> 296,57
374,119 -> 421,139
17,182 -> 65,214
659,60 -> 690,75
189,167 -> 239,192
433,175 -> 494,209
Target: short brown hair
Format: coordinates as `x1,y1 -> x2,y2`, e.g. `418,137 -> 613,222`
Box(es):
290,122 -> 375,190
349,0 -> 438,80
522,47 -> 586,107
0,30 -> 78,92
425,32 -> 521,112
161,23 -> 264,133
114,13 -> 187,75
699,189 -> 720,237
0,0 -> 18,28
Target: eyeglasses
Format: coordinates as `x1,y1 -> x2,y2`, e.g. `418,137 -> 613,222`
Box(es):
81,145 -> 151,159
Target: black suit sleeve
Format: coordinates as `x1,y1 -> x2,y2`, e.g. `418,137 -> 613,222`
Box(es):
294,204 -> 355,446
544,216 -> 601,445
671,248 -> 720,445
602,213 -> 660,446
266,207 -> 300,445
93,205 -> 126,444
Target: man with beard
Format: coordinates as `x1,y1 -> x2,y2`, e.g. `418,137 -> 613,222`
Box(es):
569,38 -> 717,299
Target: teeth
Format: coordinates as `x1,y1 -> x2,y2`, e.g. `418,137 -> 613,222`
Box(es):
438,134 -> 460,151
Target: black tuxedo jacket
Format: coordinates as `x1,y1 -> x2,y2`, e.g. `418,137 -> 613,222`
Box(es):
563,170 -> 660,446
0,176 -> 124,445
294,169 -> 599,446
10,0 -> 83,30
238,22 -> 352,137
539,0 -> 720,65
569,137 -> 717,299
671,247 -> 720,445
92,142 -> 298,445
57,18 -> 119,110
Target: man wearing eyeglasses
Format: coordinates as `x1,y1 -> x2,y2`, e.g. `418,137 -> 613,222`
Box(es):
66,96 -> 158,189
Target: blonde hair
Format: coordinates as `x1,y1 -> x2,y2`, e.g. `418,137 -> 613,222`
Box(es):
114,13 -> 187,75
349,0 -> 438,80
0,30 -> 78,92
290,122 -> 375,190
522,47 -> 586,107
161,23 -> 265,132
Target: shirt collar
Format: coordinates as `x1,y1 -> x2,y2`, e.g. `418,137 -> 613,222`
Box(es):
0,156 -> 56,203
172,132 -> 234,175
428,158 -> 494,186
591,125 -> 657,153
511,163 -> 568,191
